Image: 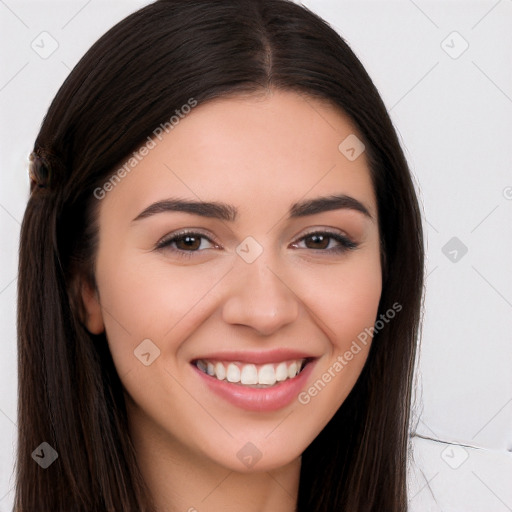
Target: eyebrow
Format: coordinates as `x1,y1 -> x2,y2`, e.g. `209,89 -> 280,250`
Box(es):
132,194 -> 373,223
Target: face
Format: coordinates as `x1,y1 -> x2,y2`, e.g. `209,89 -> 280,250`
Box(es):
82,89 -> 382,473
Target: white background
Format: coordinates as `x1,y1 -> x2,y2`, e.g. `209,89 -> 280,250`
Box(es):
1,1 -> 511,510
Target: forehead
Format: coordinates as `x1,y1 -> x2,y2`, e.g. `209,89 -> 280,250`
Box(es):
100,89 -> 377,221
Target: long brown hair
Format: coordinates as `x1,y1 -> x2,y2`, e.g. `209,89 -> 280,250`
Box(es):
16,0 -> 424,510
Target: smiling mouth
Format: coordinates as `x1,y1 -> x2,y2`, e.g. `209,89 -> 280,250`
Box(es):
192,358 -> 312,388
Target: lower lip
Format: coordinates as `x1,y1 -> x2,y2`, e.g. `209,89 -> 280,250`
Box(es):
191,360 -> 316,412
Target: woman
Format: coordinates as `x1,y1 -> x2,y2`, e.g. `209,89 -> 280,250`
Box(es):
16,0 -> 424,510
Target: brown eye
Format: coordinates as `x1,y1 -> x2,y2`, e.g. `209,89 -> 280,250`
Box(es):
303,233 -> 330,250
155,231 -> 217,257
174,235 -> 202,251
293,231 -> 358,254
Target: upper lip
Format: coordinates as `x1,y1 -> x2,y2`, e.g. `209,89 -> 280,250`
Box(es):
191,349 -> 318,365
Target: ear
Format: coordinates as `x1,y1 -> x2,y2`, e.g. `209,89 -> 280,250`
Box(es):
80,278 -> 105,334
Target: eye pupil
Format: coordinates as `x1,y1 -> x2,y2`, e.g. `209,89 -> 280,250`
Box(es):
306,234 -> 329,250
177,235 -> 201,250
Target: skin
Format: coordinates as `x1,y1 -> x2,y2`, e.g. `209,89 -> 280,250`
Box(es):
81,89 -> 382,512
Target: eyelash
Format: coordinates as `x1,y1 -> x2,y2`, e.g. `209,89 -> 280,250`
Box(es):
155,229 -> 358,259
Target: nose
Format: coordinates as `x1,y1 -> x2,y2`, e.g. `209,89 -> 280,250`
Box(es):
221,256 -> 300,336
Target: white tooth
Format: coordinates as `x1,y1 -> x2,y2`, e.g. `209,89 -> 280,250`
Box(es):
258,364 -> 276,385
288,362 -> 298,378
215,362 -> 226,380
226,363 -> 241,383
240,364 -> 258,385
275,362 -> 288,382
196,360 -> 207,373
207,362 -> 215,376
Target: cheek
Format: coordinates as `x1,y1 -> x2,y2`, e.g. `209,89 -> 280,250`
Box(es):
296,251 -> 382,349
94,249 -> 224,370
291,256 -> 381,435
